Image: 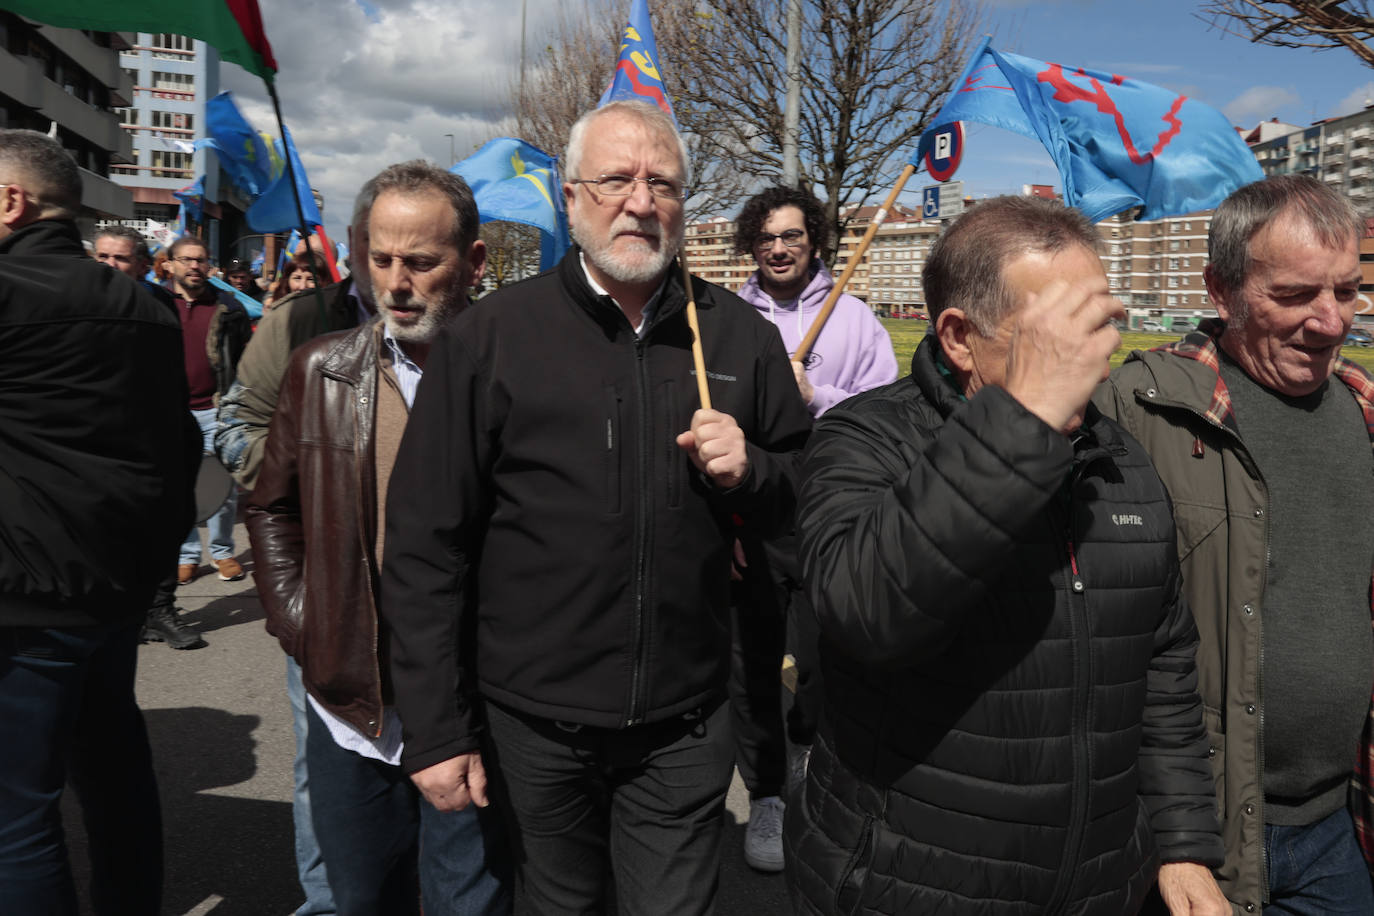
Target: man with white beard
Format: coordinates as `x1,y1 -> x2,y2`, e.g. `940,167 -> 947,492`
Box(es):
380,100 -> 813,914
246,161 -> 511,915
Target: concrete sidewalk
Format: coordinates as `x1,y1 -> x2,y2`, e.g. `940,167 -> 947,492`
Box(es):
66,520 -> 790,915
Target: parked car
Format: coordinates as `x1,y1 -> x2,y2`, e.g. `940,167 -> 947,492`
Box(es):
1346,328 -> 1374,348
1139,320 -> 1167,333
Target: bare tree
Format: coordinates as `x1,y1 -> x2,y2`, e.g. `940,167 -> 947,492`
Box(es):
669,0 -> 980,246
1201,1 -> 1374,67
478,220 -> 542,292
508,0 -> 982,257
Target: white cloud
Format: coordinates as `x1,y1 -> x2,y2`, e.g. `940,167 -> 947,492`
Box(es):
1332,82 -> 1374,119
221,0 -> 567,237
1222,85 -> 1301,124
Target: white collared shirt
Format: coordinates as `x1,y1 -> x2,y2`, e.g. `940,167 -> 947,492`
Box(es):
579,252 -> 667,337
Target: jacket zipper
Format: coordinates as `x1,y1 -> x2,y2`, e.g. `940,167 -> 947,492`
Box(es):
1044,505 -> 1091,915
626,336 -> 652,727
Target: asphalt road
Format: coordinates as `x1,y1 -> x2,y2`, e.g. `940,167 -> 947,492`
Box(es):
64,519 -> 792,916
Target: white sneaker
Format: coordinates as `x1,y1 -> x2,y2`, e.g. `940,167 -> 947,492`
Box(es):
743,795 -> 785,872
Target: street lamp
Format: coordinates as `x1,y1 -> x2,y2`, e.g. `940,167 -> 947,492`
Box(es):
444,133 -> 455,167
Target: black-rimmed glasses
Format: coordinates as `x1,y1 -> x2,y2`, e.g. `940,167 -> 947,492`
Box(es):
754,229 -> 807,251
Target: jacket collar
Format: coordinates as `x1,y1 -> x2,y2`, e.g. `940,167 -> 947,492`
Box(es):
556,245 -> 688,336
319,317 -> 384,386
0,219 -> 84,257
1149,317 -> 1374,443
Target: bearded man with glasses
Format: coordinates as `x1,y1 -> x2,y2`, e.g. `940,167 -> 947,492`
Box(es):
158,236 -> 250,636
381,100 -> 812,914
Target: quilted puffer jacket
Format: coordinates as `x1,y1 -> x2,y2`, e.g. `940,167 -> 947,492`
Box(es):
785,335 -> 1224,915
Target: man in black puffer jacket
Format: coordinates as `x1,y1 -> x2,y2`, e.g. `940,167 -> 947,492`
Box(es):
786,196 -> 1226,916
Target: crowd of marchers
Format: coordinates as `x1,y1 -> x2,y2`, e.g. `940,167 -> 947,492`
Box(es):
2,100 -> 1372,916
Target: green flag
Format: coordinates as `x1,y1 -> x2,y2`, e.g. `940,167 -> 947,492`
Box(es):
0,0 -> 277,82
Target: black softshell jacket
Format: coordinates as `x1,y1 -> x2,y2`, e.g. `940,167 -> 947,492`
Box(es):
785,336 -> 1223,915
382,249 -> 813,773
0,220 -> 198,627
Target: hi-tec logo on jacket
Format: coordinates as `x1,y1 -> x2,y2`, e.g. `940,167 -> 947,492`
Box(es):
1112,513 -> 1144,526
689,369 -> 738,383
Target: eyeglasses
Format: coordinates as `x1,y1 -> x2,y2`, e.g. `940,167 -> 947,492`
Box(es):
173,256 -> 209,265
753,229 -> 807,251
570,174 -> 687,200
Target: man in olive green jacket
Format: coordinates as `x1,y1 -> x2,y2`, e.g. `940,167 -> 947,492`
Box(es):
1094,175 -> 1374,914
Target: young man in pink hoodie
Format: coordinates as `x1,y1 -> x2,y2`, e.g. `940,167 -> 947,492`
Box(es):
728,186 -> 898,872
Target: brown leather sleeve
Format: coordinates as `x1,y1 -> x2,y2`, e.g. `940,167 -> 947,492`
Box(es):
244,345 -> 310,659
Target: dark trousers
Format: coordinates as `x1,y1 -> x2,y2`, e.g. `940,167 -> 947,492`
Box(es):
305,703 -> 511,916
482,698 -> 735,915
0,622 -> 162,916
729,535 -> 821,799
147,571 -> 177,613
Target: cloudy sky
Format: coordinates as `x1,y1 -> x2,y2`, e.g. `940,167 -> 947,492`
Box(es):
221,0 -> 1374,238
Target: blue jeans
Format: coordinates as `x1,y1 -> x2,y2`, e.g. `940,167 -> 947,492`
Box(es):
288,657 -> 336,915
1265,807 -> 1374,914
180,407 -> 236,564
0,623 -> 161,915
305,703 -> 511,916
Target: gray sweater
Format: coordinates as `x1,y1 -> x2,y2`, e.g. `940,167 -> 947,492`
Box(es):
1220,352 -> 1374,825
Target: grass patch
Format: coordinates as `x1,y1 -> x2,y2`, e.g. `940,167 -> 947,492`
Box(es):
878,319 -> 1374,374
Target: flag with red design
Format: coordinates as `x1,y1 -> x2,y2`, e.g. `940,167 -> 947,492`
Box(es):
598,0 -> 675,121
913,37 -> 1261,221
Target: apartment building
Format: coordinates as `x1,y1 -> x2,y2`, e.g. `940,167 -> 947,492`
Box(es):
0,13 -> 134,227
110,33 -> 224,251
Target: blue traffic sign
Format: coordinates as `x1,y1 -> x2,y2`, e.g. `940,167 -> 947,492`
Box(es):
922,187 -> 940,219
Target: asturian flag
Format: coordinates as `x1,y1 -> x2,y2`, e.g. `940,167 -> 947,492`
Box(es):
598,0 -> 674,120
199,92 -> 278,198
913,37 -> 1263,222
246,126 -> 322,234
453,138 -> 571,270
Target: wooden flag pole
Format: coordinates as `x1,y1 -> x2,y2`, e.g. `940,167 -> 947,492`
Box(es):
680,250 -> 712,410
792,162 -> 918,363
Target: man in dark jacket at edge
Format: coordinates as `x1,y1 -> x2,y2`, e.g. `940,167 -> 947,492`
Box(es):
1095,176 -> 1374,914
0,129 -> 199,913
380,100 -> 813,914
786,195 -> 1227,916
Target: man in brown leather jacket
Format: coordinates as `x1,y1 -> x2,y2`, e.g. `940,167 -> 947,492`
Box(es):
245,161 -> 509,916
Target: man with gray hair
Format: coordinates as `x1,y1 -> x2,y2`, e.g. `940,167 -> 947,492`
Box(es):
0,129 -> 198,911
1095,174 -> 1374,913
381,100 -> 812,913
789,195 -> 1227,915
246,160 -> 508,914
